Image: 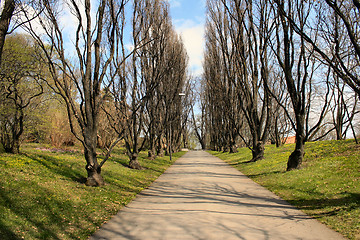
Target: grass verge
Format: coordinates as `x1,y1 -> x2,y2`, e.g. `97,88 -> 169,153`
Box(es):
209,139 -> 360,240
0,143 -> 186,240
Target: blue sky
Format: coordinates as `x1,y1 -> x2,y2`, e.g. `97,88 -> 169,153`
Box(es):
167,0 -> 206,76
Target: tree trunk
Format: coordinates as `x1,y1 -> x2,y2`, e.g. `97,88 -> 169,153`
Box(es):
148,131 -> 156,159
287,134 -> 305,171
0,0 -> 15,64
251,141 -> 264,162
3,137 -> 19,154
199,138 -> 206,150
229,142 -> 238,153
84,148 -> 105,187
129,153 -> 142,170
4,143 -> 18,154
157,147 -> 164,157
148,149 -> 156,160
156,137 -> 164,157
2,112 -> 23,154
85,166 -> 104,187
11,138 -> 20,154
85,153 -> 105,187
274,118 -> 282,148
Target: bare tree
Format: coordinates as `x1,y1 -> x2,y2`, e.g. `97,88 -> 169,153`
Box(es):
205,0 -> 274,160
322,68 -> 360,142
22,0 -> 128,186
203,20 -> 238,152
191,81 -> 208,150
271,0 -> 331,170
139,0 -> 180,160
267,71 -> 292,147
274,0 -> 360,98
161,35 -> 189,157
106,0 -> 189,167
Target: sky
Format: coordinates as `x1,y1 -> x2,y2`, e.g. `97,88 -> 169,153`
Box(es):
167,0 -> 206,76
4,0 -> 207,76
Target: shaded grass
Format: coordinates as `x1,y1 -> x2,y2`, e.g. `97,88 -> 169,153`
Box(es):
0,143 -> 186,239
209,139 -> 360,240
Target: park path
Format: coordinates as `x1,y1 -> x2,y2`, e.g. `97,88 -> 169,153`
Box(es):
90,151 -> 345,240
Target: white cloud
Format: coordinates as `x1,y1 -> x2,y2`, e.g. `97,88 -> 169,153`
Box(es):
175,20 -> 205,76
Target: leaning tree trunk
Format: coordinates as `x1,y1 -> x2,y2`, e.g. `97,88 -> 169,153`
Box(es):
287,112 -> 306,171
251,140 -> 265,162
3,133 -> 20,154
148,127 -> 157,159
287,132 -> 305,171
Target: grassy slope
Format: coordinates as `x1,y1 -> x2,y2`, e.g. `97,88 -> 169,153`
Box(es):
209,139 -> 360,240
0,143 -> 186,240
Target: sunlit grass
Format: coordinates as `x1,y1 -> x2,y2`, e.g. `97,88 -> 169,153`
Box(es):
0,143 -> 185,240
209,139 -> 360,240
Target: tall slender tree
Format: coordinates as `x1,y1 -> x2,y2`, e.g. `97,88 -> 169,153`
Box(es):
205,0 -> 273,160
272,0 -> 331,170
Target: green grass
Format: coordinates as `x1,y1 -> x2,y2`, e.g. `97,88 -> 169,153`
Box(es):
209,139 -> 360,240
0,143 -> 186,240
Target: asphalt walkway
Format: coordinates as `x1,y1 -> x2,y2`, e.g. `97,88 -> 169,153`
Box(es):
90,151 -> 346,240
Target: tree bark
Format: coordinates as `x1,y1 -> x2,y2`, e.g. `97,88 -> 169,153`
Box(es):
229,142 -> 238,153
84,148 -> 105,187
251,141 -> 265,162
287,133 -> 305,171
1,109 -> 23,154
3,138 -> 19,154
148,149 -> 156,160
129,153 -> 142,170
0,0 -> 15,64
84,130 -> 105,186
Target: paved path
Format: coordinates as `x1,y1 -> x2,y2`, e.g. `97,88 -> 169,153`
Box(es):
90,151 -> 346,240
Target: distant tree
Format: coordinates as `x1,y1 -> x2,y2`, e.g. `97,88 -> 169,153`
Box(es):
266,71 -> 292,147
43,97 -> 78,147
0,34 -> 45,153
105,0 -> 189,168
138,0 -> 182,160
191,83 -> 207,150
205,0 -> 274,160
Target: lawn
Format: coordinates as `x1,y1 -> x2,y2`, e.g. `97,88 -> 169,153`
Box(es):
209,139 -> 360,240
0,143 -> 186,240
